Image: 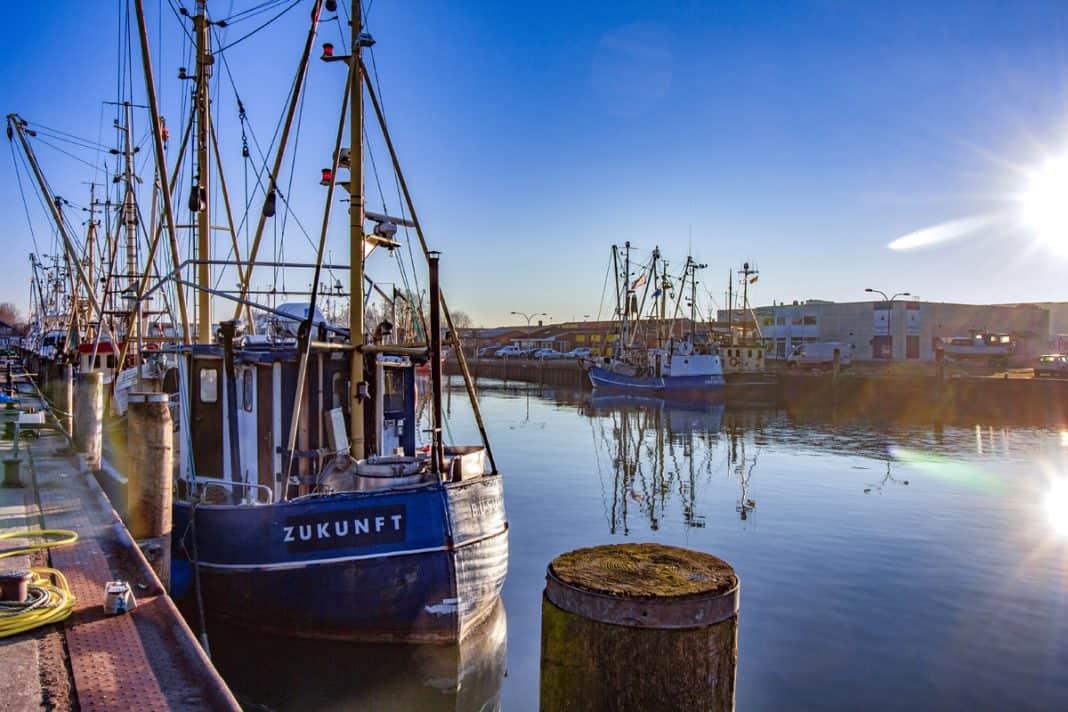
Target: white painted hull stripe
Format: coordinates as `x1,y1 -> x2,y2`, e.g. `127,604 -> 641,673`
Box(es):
192,526 -> 508,571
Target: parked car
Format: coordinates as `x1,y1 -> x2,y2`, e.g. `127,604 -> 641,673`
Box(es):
1034,354 -> 1068,378
786,341 -> 854,369
477,345 -> 501,358
495,345 -> 524,358
532,348 -> 563,360
562,347 -> 594,359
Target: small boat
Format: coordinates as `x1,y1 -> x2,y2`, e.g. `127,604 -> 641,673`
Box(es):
586,244 -> 725,393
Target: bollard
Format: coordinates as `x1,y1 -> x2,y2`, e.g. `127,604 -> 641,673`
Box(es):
540,543 -> 739,711
74,371 -> 104,471
127,392 -> 173,589
2,457 -> 21,488
60,364 -> 74,437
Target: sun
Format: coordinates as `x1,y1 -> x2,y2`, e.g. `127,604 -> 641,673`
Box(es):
1020,154 -> 1068,252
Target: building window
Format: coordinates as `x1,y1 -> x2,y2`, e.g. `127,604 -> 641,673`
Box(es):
575,334 -> 586,342
803,316 -> 817,325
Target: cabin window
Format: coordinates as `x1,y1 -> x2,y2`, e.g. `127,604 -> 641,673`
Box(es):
107,355 -> 116,369
242,370 -> 254,412
94,356 -> 101,369
383,368 -> 405,414
199,368 -> 218,403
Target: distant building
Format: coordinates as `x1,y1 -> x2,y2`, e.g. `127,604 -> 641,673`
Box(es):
0,319 -> 19,348
721,301 -> 1050,361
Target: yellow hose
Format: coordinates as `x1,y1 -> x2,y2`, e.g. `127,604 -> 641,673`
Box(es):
0,529 -> 78,638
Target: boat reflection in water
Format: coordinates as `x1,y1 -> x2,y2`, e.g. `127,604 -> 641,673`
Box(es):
586,394 -> 761,534
207,598 -> 507,711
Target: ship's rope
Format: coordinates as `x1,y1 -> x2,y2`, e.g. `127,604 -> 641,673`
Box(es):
0,530 -> 79,639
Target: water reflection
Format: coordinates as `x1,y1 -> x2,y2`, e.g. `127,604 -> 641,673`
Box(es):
1046,479 -> 1068,536
208,599 -> 507,711
586,394 -> 730,533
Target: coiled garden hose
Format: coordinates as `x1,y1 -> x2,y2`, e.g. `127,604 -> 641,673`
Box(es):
0,529 -> 78,638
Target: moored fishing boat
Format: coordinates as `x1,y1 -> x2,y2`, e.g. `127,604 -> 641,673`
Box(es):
586,243 -> 725,393
132,0 -> 509,642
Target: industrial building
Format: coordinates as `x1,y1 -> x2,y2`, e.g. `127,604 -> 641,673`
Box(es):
720,301 -> 1051,362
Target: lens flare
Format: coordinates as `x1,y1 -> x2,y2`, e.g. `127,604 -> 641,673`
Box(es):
1020,155 -> 1068,253
887,215 -> 997,251
1045,478 -> 1068,536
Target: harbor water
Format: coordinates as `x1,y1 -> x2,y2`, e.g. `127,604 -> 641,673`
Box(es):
210,377 -> 1068,710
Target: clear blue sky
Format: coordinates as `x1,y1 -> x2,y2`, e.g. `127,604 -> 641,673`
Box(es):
4,1 -> 1068,327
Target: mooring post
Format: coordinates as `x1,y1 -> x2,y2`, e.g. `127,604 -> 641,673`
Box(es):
74,371 -> 104,472
540,543 -> 739,711
60,363 -> 74,437
127,391 -> 173,589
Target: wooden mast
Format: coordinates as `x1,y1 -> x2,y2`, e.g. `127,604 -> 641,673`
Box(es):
193,0 -> 213,344
349,0 -> 366,458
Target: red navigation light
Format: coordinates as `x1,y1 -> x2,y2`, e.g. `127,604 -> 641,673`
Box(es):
320,168 -> 334,186
322,43 -> 334,58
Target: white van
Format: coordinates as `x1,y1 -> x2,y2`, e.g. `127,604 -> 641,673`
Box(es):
787,341 -> 854,369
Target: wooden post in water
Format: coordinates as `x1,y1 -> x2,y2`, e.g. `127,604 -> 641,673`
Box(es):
74,371 -> 103,472
540,543 -> 739,711
127,392 -> 173,588
59,364 -> 74,437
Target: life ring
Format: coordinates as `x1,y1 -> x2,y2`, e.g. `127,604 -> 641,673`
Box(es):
728,357 -> 741,368
679,341 -> 693,356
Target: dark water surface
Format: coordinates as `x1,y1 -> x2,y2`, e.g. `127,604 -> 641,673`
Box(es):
212,380 -> 1068,710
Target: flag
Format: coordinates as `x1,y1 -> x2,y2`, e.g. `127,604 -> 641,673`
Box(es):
652,288 -> 662,298
749,275 -> 759,284
631,272 -> 647,289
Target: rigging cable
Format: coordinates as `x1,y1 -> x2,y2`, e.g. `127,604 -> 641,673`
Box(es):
214,0 -> 300,55
9,141 -> 44,257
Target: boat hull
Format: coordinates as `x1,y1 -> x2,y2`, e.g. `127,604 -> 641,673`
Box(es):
171,476 -> 507,643
587,365 -> 725,393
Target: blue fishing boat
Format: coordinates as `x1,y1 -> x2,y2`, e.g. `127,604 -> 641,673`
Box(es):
585,244 -> 725,393
149,0 -> 506,642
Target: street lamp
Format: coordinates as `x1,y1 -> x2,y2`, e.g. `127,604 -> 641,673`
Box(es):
511,310 -> 547,350
865,288 -> 910,360
511,310 -> 546,328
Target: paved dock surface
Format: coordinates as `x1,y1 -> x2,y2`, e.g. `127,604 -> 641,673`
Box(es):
0,361 -> 239,711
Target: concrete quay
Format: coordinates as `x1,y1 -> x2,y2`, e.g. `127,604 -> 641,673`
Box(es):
0,360 -> 239,711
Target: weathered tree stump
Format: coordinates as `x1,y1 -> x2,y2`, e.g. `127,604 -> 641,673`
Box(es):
540,543 -> 739,711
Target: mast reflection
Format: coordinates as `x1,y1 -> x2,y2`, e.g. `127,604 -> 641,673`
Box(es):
586,394 -> 733,534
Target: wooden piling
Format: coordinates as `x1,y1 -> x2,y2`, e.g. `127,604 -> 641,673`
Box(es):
540,543 -> 739,711
74,371 -> 103,472
60,364 -> 74,437
126,392 -> 173,588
